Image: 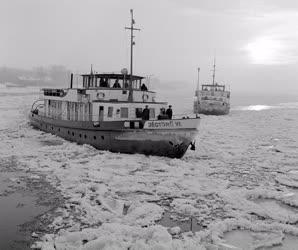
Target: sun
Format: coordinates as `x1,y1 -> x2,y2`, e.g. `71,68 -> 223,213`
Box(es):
244,37 -> 283,64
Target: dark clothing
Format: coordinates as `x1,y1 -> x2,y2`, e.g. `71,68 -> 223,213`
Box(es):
100,78 -> 108,87
141,84 -> 148,91
158,114 -> 168,120
142,108 -> 150,120
166,108 -> 173,119
113,80 -> 121,88
158,108 -> 167,120
124,81 -> 129,88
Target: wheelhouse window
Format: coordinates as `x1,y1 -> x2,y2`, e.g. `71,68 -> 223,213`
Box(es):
108,107 -> 113,118
120,107 -> 128,118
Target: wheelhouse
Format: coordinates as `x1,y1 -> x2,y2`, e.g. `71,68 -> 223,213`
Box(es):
201,84 -> 226,92
81,73 -> 146,90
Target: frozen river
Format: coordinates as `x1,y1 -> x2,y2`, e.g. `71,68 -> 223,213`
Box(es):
0,86 -> 298,249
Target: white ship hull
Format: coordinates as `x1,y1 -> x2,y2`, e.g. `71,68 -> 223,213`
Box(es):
194,99 -> 230,115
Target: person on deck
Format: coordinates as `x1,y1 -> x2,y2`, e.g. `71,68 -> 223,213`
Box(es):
99,78 -> 105,87
166,105 -> 173,119
141,83 -> 148,91
142,105 -> 150,120
157,108 -> 167,120
103,78 -> 109,87
113,79 -> 121,88
124,80 -> 129,89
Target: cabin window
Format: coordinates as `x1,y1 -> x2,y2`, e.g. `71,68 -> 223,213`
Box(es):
135,108 -> 143,118
84,104 -> 88,121
108,107 -> 113,118
75,103 -> 78,121
149,108 -> 155,119
47,100 -> 50,116
88,103 -> 92,121
79,103 -> 84,121
134,122 -> 140,128
116,109 -> 121,119
130,121 -> 135,129
57,101 -> 62,119
99,106 -> 104,121
120,107 -> 128,118
67,102 -> 70,120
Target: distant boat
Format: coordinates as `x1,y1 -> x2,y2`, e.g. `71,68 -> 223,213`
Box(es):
28,9 -> 200,158
193,60 -> 230,115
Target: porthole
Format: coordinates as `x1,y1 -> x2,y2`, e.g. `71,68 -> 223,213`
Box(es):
101,136 -> 104,140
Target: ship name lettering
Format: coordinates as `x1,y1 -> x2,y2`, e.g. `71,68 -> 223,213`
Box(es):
174,121 -> 181,126
148,120 -> 182,128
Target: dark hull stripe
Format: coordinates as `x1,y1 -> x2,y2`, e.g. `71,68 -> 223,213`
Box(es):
198,110 -> 230,115
29,114 -> 198,158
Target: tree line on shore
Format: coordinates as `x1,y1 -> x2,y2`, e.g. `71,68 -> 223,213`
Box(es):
0,65 -> 71,87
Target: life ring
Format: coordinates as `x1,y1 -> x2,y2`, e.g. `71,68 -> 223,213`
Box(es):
96,92 -> 105,99
142,93 -> 149,102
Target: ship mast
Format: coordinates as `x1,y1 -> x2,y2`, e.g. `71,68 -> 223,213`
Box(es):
125,9 -> 140,102
212,57 -> 216,85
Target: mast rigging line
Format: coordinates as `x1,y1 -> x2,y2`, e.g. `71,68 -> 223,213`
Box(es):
125,9 -> 141,102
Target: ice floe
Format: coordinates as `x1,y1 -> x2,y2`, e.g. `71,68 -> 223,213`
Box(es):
1,88 -> 298,249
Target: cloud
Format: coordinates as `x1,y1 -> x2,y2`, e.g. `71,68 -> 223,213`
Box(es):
171,0 -> 298,14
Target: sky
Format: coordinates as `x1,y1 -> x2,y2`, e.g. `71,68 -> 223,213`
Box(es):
0,0 -> 298,96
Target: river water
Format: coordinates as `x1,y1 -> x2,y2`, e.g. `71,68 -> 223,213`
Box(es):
0,85 -> 298,249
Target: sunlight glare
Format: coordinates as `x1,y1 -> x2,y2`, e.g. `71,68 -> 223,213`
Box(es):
245,37 -> 284,64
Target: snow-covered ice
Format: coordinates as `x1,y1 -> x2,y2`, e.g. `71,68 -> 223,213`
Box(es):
1,86 -> 298,249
